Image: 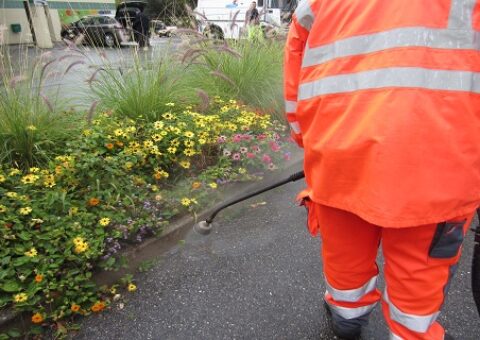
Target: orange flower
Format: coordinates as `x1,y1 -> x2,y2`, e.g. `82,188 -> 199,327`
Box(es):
34,274 -> 43,283
91,301 -> 105,312
153,172 -> 162,180
192,182 -> 202,189
116,141 -> 124,147
31,313 -> 43,324
88,198 -> 100,206
105,143 -> 114,150
71,304 -> 81,312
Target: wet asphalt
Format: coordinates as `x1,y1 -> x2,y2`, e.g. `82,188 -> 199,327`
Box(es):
75,180 -> 480,340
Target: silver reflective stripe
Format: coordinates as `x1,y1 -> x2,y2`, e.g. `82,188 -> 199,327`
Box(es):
289,121 -> 301,134
302,28 -> 480,68
298,67 -> 480,100
302,1 -> 479,68
389,331 -> 403,340
448,0 -> 477,29
285,100 -> 297,113
326,275 -> 377,303
384,290 -> 439,333
326,300 -> 377,320
294,0 -> 315,31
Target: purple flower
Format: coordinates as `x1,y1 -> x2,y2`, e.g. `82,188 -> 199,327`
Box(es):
217,136 -> 227,144
232,153 -> 241,161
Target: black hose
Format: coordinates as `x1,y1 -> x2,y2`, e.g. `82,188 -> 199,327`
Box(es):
205,170 -> 305,224
472,208 -> 480,317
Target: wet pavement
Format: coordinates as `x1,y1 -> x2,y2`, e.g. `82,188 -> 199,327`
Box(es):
75,179 -> 480,340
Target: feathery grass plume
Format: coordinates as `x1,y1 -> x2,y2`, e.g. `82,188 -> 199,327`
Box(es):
173,28 -> 204,38
230,10 -> 240,30
87,67 -> 105,85
59,53 -> 81,62
9,75 -> 27,89
64,60 -> 86,75
87,100 -> 98,125
196,89 -> 210,112
215,44 -> 242,59
39,58 -> 57,84
181,48 -> 205,64
210,70 -> 237,87
192,10 -> 209,22
41,94 -> 54,112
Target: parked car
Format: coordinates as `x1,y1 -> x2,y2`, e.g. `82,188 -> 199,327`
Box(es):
61,15 -> 129,48
150,20 -> 176,37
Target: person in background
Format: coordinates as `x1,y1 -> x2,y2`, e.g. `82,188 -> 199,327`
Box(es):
245,1 -> 260,26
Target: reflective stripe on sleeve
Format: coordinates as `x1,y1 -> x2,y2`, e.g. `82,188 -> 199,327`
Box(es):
326,300 -> 377,320
302,28 -> 480,68
384,290 -> 439,333
289,121 -> 301,134
298,67 -> 480,100
285,100 -> 297,113
389,331 -> 403,340
302,1 -> 479,68
294,0 -> 315,31
325,275 -> 377,303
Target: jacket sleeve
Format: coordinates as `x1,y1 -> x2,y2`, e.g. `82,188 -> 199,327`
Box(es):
284,11 -> 311,148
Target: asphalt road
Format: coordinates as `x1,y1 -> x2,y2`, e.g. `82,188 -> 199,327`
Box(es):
75,179 -> 480,340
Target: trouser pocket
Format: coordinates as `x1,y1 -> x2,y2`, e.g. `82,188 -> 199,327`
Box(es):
298,192 -> 320,236
429,220 -> 466,259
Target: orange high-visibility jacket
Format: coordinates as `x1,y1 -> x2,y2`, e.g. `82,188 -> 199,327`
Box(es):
285,0 -> 480,227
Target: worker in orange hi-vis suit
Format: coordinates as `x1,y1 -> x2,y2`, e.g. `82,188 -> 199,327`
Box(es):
284,0 -> 480,339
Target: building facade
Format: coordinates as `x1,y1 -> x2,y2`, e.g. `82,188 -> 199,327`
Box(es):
0,0 -> 116,47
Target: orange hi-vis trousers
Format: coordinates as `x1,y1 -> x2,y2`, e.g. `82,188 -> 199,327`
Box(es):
311,203 -> 475,340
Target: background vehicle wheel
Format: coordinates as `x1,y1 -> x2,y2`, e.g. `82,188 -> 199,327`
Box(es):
104,33 -> 116,48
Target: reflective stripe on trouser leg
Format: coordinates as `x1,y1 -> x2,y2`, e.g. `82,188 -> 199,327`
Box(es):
383,289 -> 439,333
325,275 -> 378,302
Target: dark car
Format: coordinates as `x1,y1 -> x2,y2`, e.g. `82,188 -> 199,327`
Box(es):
61,15 -> 129,48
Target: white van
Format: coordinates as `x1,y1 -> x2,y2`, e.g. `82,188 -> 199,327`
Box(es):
194,0 -> 296,39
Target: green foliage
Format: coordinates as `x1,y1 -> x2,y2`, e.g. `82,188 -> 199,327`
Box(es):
0,51 -> 83,169
0,99 -> 293,331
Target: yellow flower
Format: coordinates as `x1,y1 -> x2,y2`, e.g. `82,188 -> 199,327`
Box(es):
29,167 -> 40,173
167,147 -> 177,154
13,293 -> 28,303
6,192 -> 17,198
43,175 -> 55,188
24,247 -> 38,257
124,162 -> 134,170
0,205 -> 7,213
127,283 -> 137,292
238,168 -> 247,174
19,207 -> 32,215
73,237 -> 84,246
184,140 -> 195,148
198,138 -> 207,145
192,182 -> 202,189
150,146 -> 162,155
162,112 -> 174,120
181,198 -> 191,206
184,149 -> 196,157
0,174 -> 5,183
21,174 -> 39,185
31,313 -> 43,324
99,218 -> 111,227
151,134 -> 163,142
26,125 -> 37,131
160,131 -> 168,136
8,168 -> 21,176
180,160 -> 190,169
209,182 -> 218,189
55,165 -> 63,175
143,140 -> 154,149
165,102 -> 175,107
126,126 -> 136,133
74,241 -> 88,254
114,128 -> 124,136
129,141 -> 141,148
184,131 -> 194,138
69,207 -> 79,215
83,129 -> 92,136
153,121 -> 164,129
170,140 -> 180,147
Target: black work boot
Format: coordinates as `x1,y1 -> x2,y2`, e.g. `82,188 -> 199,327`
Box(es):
323,301 -> 362,340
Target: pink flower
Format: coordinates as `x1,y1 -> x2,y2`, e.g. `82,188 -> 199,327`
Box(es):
223,149 -> 231,157
257,134 -> 267,141
246,152 -> 255,159
268,162 -> 276,171
240,147 -> 248,154
269,141 -> 281,152
232,153 -> 241,161
217,136 -> 227,144
252,145 -> 261,153
262,154 -> 272,164
242,135 -> 253,141
273,133 -> 280,140
283,152 -> 291,161
232,134 -> 242,143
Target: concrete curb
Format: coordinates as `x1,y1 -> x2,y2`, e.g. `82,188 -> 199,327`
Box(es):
0,153 -> 304,331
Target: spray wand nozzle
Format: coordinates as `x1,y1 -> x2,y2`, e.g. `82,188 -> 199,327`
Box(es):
192,170 -> 305,235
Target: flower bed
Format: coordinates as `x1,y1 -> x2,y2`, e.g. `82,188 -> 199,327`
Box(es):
0,99 -> 293,335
